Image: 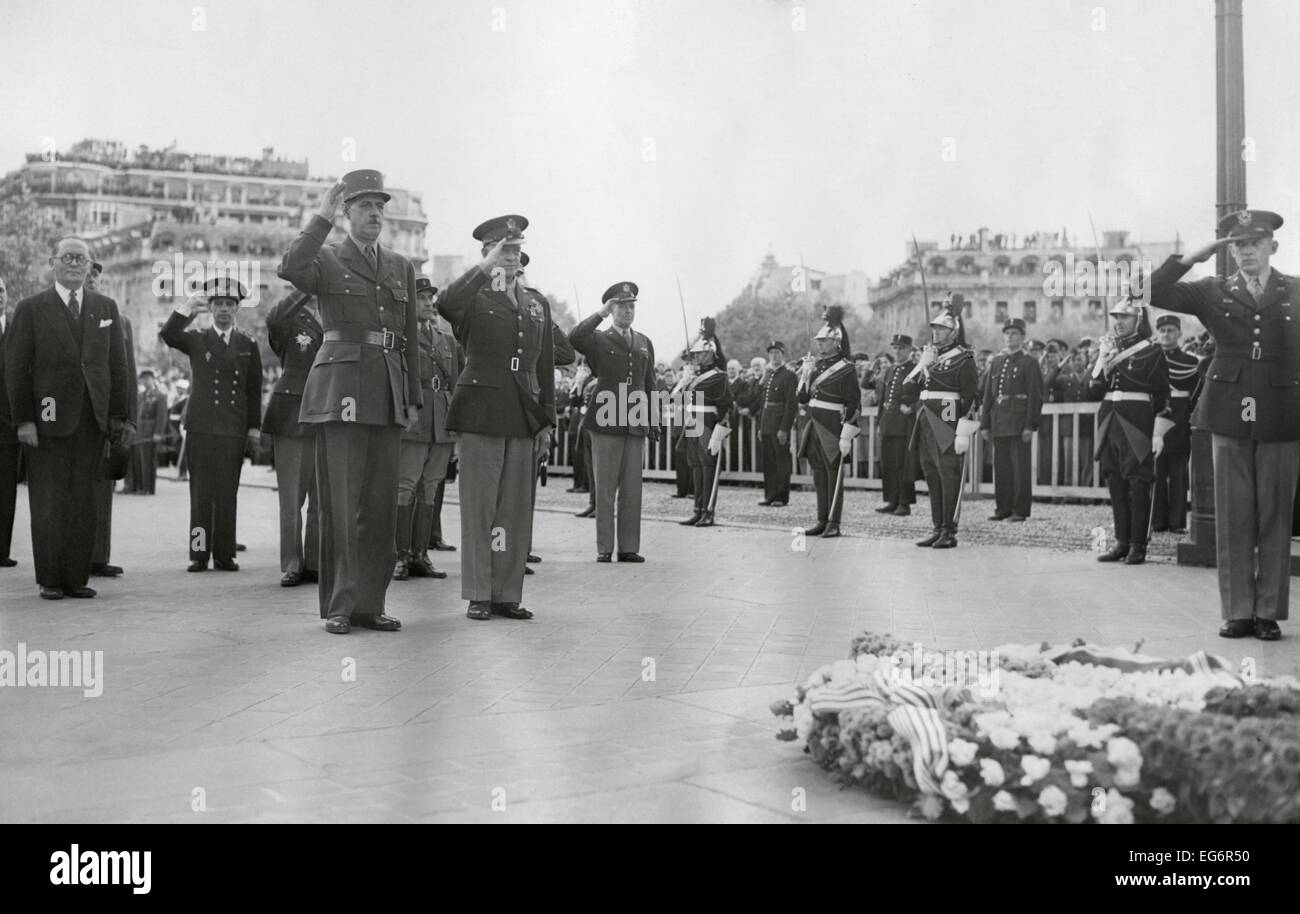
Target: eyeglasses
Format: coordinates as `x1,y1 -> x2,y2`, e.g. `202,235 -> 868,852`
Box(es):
57,254 -> 90,266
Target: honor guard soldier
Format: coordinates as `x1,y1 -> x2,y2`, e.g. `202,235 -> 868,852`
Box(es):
569,281 -> 657,562
980,318 -> 1044,521
437,215 -> 555,621
676,318 -> 732,528
902,301 -> 980,549
1150,209 -> 1300,640
1151,314 -> 1199,534
1088,295 -> 1170,567
278,169 -> 421,634
262,290 -> 323,587
756,340 -> 798,507
160,276 -> 263,572
796,307 -> 861,537
875,333 -> 918,516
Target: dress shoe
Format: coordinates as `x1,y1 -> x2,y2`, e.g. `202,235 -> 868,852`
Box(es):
694,511 -> 716,528
1097,542 -> 1130,563
392,558 -> 410,581
300,569 -> 319,583
0,557 -> 17,567
63,586 -> 96,598
491,602 -> 534,620
988,513 -> 1010,522
1254,619 -> 1282,641
596,553 -> 612,563
617,552 -> 646,563
1219,619 -> 1253,639
769,500 -> 787,507
39,586 -> 63,600
525,565 -> 534,574
325,615 -> 351,634
804,522 -> 827,537
214,559 -> 240,572
670,493 -> 690,499
408,554 -> 447,578
356,614 -> 402,631
187,561 -> 208,572
931,531 -> 958,549
280,571 -> 301,587
1124,543 -> 1147,565
892,505 -> 911,517
527,554 -> 541,563
916,530 -> 942,547
875,504 -> 898,514
235,543 -> 247,552
821,523 -> 842,538
573,487 -> 590,494
678,511 -> 703,526
1008,515 -> 1027,523
432,540 -> 457,552
467,601 -> 492,620
575,506 -> 596,518
565,486 -> 581,493
757,499 -> 774,506
89,562 -> 122,577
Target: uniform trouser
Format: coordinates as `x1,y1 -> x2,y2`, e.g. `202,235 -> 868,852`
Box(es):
687,441 -> 721,513
187,432 -> 245,563
431,479 -> 446,545
26,403 -> 101,590
0,438 -> 20,560
398,440 -> 453,554
1152,449 -> 1189,530
570,433 -> 588,489
760,433 -> 792,502
672,426 -> 692,496
315,422 -> 401,620
993,435 -> 1033,517
1211,434 -> 1299,621
1097,419 -> 1152,548
127,442 -> 157,493
880,434 -> 915,506
807,444 -> 844,524
590,434 -> 645,554
457,432 -> 535,603
271,433 -> 319,575
918,421 -> 962,534
91,476 -> 114,564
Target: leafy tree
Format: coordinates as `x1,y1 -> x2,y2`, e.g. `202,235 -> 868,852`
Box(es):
0,184 -> 66,302
712,284 -> 885,365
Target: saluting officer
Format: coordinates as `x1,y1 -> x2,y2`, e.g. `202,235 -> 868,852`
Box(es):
875,333 -> 918,516
756,340 -> 797,507
1089,296 -> 1169,567
160,277 -> 262,572
1151,314 -> 1199,535
1149,210 -> 1300,640
676,318 -> 732,528
278,169 -> 421,634
437,215 -> 555,621
902,302 -> 980,549
980,318 -> 1044,522
569,281 -> 657,563
796,307 -> 861,538
262,290 -> 323,587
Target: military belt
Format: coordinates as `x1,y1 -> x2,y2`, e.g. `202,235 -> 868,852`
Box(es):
684,405 -> 717,414
1217,345 -> 1278,362
1104,391 -> 1151,402
1169,389 -> 1191,398
324,328 -> 403,350
919,390 -> 960,400
807,398 -> 845,413
995,394 -> 1028,403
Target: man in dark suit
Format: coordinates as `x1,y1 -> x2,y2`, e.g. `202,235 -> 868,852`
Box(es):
1151,315 -> 1199,534
4,237 -> 129,599
1149,210 -> 1300,641
756,340 -> 797,507
0,275 -> 19,568
875,334 -> 918,515
569,281 -> 657,563
126,369 -> 169,494
262,290 -> 323,587
279,170 -> 421,634
980,318 -> 1044,521
160,277 -> 263,573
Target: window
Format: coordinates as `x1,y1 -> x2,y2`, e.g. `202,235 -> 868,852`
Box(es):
1050,300 -> 1064,320
995,301 -> 1008,323
1088,300 -> 1103,317
1023,301 -> 1037,323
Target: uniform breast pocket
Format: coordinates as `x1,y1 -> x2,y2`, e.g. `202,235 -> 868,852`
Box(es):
1208,361 -> 1241,384
1268,365 -> 1300,387
328,282 -> 369,298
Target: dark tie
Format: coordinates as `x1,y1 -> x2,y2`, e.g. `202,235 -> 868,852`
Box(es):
624,330 -> 633,347
366,245 -> 377,270
67,290 -> 79,321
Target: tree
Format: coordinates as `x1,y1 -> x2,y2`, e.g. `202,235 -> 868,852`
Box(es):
0,183 -> 66,302
539,292 -> 577,331
712,284 -> 886,364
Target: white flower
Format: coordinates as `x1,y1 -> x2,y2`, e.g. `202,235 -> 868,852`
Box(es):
979,758 -> 1006,787
792,703 -> 815,741
1093,788 -> 1135,824
830,659 -> 858,685
940,769 -> 969,803
1149,787 -> 1177,816
992,790 -> 1018,812
1038,785 -> 1068,818
950,797 -> 970,815
1019,755 -> 1051,785
974,710 -> 1013,735
948,738 -> 978,767
989,728 -> 1021,750
1064,759 -> 1093,789
1106,736 -> 1142,771
1027,731 -> 1057,755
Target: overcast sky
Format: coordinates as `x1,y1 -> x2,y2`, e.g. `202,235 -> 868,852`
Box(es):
3,0 -> 1299,349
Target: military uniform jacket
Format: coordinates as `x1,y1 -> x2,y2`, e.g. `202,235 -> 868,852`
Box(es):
262,291 -> 323,437
1087,336 -> 1169,463
1160,346 -> 1200,454
402,320 -> 462,444
277,215 -> 422,426
900,345 -> 980,453
875,358 -> 918,438
568,313 -> 657,438
436,267 -> 556,439
160,313 -> 262,438
1150,256 -> 1300,441
132,389 -> 170,444
758,364 -> 798,436
550,318 -> 576,367
980,349 -> 1044,437
674,368 -> 732,455
797,358 -> 862,461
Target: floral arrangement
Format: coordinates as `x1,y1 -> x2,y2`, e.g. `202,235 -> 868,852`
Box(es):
772,632 -> 1300,823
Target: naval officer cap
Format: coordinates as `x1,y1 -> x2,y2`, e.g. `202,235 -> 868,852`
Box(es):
202,275 -> 248,304
1218,209 -> 1283,242
602,282 -> 639,305
473,214 -> 528,246
414,276 -> 438,296
1155,314 -> 1181,330
339,169 -> 391,204
1002,318 -> 1027,334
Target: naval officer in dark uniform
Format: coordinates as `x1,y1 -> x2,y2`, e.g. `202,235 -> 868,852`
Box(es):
797,308 -> 861,538
1150,314 -> 1199,534
1149,209 -> 1300,640
875,333 -> 918,516
676,319 -> 732,528
756,340 -> 798,507
980,318 -> 1044,522
278,170 -> 421,634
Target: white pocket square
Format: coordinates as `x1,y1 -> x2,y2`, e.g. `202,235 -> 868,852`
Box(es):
98,318 -> 113,328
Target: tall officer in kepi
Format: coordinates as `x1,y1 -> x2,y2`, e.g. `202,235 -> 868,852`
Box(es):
875,333 -> 918,516
1088,294 -> 1170,567
437,215 -> 555,621
161,277 -> 262,572
1150,209 -> 1300,641
796,306 -> 861,538
902,299 -> 980,549
676,318 -> 732,528
980,317 -> 1044,522
569,281 -> 657,563
278,170 -> 421,634
1150,314 -> 1199,535
756,340 -> 798,507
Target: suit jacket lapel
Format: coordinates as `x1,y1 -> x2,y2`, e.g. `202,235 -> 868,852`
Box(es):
38,289 -> 78,359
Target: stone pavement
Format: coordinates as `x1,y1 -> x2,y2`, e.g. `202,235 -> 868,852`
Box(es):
0,472 -> 1296,824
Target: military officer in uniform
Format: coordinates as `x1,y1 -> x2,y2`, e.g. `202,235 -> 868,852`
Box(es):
1088,296 -> 1169,567
437,215 -> 555,621
278,169 -> 421,634
574,372 -> 599,518
875,333 -> 918,516
980,318 -> 1044,521
797,308 -> 861,538
126,369 -> 169,494
262,290 -> 323,586
902,302 -> 980,549
756,340 -> 797,507
1150,210 -> 1300,640
160,277 -> 262,572
1151,314 -> 1198,535
568,281 -> 657,562
676,318 -> 732,528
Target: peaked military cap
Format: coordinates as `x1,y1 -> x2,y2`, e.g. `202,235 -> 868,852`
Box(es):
1155,314 -> 1181,330
339,169 -> 391,204
602,281 -> 639,305
473,214 -> 528,245
202,275 -> 248,303
414,276 -> 438,296
765,340 -> 786,353
890,334 -> 913,347
1002,318 -> 1027,334
1218,209 -> 1282,242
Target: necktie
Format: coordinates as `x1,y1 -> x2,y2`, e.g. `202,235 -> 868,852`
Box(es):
1249,277 -> 1264,301
67,290 -> 79,321
624,329 -> 633,347
366,245 -> 377,270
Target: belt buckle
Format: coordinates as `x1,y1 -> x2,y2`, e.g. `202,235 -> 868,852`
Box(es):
1251,343 -> 1261,361
996,394 -> 1007,404
382,329 -> 396,349
510,356 -> 520,371
431,376 -> 440,391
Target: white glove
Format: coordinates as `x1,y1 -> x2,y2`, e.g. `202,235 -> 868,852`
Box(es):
708,424 -> 731,455
954,433 -> 970,455
838,424 -> 860,458
916,345 -> 937,369
1152,436 -> 1165,459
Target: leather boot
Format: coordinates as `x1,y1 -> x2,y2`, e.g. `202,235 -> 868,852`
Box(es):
395,502 -> 414,563
1098,541 -> 1130,563
916,529 -> 942,547
695,510 -> 716,528
679,510 -> 703,526
1124,542 -> 1147,565
412,501 -> 436,562
932,530 -> 957,549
